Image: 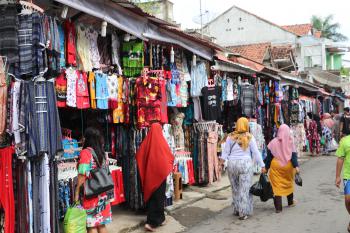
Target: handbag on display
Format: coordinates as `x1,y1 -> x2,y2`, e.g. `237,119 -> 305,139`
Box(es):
84,148 -> 114,199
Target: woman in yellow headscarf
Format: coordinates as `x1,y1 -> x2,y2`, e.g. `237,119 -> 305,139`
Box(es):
221,117 -> 266,220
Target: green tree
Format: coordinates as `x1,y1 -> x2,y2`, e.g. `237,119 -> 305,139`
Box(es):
311,15 -> 348,42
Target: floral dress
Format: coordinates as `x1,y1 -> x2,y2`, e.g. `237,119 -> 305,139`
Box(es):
78,148 -> 112,227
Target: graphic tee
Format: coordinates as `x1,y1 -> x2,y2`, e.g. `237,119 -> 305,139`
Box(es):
201,86 -> 222,121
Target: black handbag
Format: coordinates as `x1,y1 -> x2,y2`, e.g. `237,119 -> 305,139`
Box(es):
84,149 -> 114,199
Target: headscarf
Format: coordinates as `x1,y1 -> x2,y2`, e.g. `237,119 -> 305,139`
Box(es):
136,123 -> 174,202
322,113 -> 335,129
267,124 -> 296,167
230,117 -> 252,150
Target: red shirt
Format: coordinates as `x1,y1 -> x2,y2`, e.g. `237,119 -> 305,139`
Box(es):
64,20 -> 77,66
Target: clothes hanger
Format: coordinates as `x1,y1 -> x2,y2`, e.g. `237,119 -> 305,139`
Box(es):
32,67 -> 48,82
19,0 -> 44,13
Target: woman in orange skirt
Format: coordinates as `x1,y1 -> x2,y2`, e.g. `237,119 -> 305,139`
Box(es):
265,124 -> 300,213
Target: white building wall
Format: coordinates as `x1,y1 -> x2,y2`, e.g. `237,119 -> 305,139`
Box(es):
203,7 -> 297,47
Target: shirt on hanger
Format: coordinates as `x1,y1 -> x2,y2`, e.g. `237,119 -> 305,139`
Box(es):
201,86 -> 222,121
95,72 -> 109,109
76,71 -> 90,109
88,72 -> 97,109
65,68 -> 78,107
55,71 -> 67,108
64,20 -> 77,66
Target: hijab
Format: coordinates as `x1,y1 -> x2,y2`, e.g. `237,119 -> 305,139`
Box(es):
267,124 -> 296,167
230,117 -> 252,150
322,113 -> 335,129
136,123 -> 174,202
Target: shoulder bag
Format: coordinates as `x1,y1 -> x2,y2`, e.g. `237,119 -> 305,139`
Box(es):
84,149 -> 114,199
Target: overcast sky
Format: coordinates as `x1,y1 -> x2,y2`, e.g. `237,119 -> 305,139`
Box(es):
172,0 -> 350,59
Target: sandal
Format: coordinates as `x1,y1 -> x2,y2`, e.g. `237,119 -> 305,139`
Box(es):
347,222 -> 350,233
288,200 -> 297,207
145,224 -> 155,232
239,216 -> 248,220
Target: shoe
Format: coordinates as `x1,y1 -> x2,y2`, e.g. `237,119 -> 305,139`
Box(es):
145,224 -> 155,232
233,211 -> 239,216
275,210 -> 282,213
239,216 -> 248,220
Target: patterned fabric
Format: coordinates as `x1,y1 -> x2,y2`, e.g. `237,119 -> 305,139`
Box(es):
240,84 -> 256,118
0,5 -> 19,66
322,126 -> 333,153
305,120 -> 320,154
32,12 -> 45,76
78,148 -> 112,227
227,159 -> 253,217
18,14 -> 33,75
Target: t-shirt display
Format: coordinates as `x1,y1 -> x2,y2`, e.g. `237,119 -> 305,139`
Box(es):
200,86 -> 222,121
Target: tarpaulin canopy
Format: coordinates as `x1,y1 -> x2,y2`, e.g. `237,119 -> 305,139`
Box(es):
54,0 -> 215,60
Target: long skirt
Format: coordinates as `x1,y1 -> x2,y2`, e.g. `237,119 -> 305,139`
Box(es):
269,159 -> 295,196
146,180 -> 166,227
227,159 -> 253,217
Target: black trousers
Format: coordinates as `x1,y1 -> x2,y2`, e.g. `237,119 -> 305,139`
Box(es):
274,193 -> 294,211
146,180 -> 166,227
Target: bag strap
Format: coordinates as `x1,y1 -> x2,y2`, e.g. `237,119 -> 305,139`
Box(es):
88,148 -> 103,168
229,141 -> 237,154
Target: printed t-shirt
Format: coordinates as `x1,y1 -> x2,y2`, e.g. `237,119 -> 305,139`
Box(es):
65,68 -> 78,107
95,72 -> 109,109
201,86 -> 222,121
88,72 -> 97,109
113,77 -> 125,123
76,71 -> 90,109
55,72 -> 67,107
336,135 -> 350,179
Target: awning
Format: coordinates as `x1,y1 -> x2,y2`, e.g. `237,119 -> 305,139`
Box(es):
308,69 -> 346,88
54,0 -> 215,60
211,60 -> 255,75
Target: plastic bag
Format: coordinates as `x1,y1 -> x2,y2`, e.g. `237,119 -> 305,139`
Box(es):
250,181 -> 263,196
329,138 -> 338,152
250,174 -> 273,202
259,174 -> 273,202
64,204 -> 87,233
295,173 -> 303,187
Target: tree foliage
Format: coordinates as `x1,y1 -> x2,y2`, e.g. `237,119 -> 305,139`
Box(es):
311,15 -> 348,42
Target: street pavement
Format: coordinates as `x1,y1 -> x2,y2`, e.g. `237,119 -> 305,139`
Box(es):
185,156 -> 348,233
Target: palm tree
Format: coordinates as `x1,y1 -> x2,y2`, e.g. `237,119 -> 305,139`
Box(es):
311,15 -> 348,42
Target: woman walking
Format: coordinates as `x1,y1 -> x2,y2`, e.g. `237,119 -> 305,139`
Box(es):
265,124 -> 300,213
221,117 -> 266,220
136,123 -> 174,232
75,127 -> 112,233
322,113 -> 335,154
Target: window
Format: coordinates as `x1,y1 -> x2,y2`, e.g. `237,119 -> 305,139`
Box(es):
304,56 -> 312,68
239,17 -> 242,22
227,18 -> 230,23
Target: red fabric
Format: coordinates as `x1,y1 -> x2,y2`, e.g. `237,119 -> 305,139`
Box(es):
159,79 -> 168,123
55,72 -> 67,108
110,169 -> 125,206
136,123 -> 174,202
187,159 -> 195,185
76,71 -> 90,109
64,20 -> 77,66
0,146 -> 15,233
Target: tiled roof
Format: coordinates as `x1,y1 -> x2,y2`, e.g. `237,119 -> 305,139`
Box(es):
271,45 -> 294,60
227,43 -> 271,63
281,24 -> 312,36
